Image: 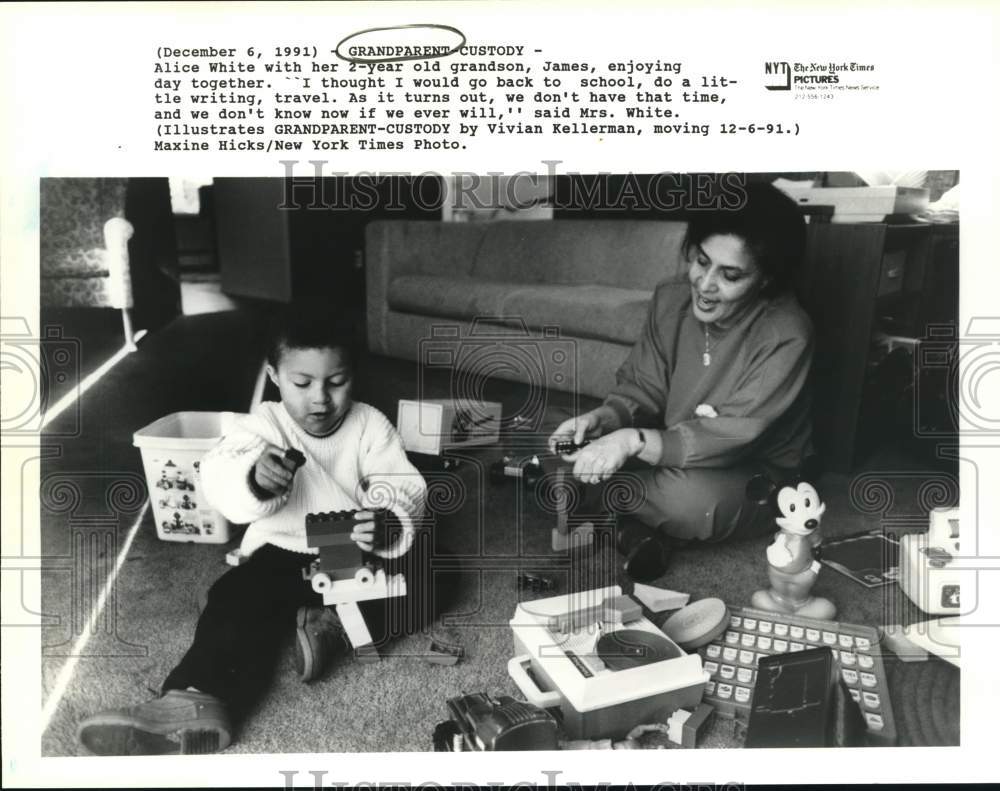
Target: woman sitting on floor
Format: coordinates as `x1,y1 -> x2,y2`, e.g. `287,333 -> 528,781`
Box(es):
549,181 -> 814,578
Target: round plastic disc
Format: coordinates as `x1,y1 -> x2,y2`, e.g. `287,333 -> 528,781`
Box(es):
660,598 -> 729,650
597,629 -> 681,670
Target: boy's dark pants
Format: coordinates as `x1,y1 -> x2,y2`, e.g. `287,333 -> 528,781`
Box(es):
162,540 -> 439,723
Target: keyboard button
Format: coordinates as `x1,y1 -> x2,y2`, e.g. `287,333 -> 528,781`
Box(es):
706,681 -> 716,695
773,639 -> 788,653
858,654 -> 874,670
725,631 -> 739,644
741,633 -> 756,647
720,664 -> 736,680
704,661 -> 719,675
839,634 -> 854,649
849,688 -> 861,703
865,712 -> 885,730
855,637 -> 872,652
774,623 -> 789,637
841,652 -> 857,666
730,616 -> 742,628
723,647 -> 739,662
737,667 -> 754,685
806,628 -> 821,642
822,631 -> 837,645
863,692 -> 881,709
735,686 -> 752,704
706,644 -> 722,659
739,649 -> 755,665
842,668 -> 859,685
743,618 -> 758,631
717,683 -> 733,700
758,621 -> 773,634
757,636 -> 772,651
790,642 -> 805,652
860,672 -> 877,689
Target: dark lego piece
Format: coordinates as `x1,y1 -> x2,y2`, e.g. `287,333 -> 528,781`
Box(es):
554,438 -> 590,455
517,572 -> 556,593
284,448 -> 306,469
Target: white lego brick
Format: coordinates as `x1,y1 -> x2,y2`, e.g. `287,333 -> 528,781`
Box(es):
632,583 -> 690,612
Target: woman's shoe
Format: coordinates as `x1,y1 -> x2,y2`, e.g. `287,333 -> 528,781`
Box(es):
76,689 -> 232,755
615,520 -> 670,582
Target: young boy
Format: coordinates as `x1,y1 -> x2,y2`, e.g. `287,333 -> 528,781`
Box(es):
77,311 -> 427,755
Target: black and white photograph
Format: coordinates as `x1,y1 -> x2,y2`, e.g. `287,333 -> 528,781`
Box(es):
2,2 -> 998,788
31,171 -> 962,757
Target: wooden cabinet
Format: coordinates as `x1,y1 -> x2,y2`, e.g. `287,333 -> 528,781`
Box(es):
797,222 -> 958,472
213,177 -> 441,310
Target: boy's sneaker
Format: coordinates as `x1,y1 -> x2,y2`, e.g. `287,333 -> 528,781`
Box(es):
295,605 -> 349,682
77,689 -> 231,755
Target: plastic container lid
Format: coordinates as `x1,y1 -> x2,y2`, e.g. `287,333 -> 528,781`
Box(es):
661,598 -> 730,651
133,411 -> 243,450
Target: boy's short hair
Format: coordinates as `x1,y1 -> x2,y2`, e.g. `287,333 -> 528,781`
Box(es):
265,306 -> 359,369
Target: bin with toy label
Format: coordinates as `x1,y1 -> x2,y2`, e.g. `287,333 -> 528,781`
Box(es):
134,411 -> 246,544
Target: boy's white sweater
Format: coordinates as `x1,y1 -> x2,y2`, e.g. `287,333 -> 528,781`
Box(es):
200,400 -> 426,558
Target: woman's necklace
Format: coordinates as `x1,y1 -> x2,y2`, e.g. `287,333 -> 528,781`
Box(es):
703,325 -> 719,366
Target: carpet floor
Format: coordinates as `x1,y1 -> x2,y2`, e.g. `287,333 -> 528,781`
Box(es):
39,309 -> 960,755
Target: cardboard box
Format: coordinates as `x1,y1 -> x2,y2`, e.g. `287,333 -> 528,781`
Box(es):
396,399 -> 501,456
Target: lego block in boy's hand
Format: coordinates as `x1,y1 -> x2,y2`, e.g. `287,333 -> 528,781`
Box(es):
284,448 -> 306,469
305,509 -> 387,548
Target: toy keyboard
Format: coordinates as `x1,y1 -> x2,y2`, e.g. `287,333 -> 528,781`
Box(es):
697,605 -> 897,746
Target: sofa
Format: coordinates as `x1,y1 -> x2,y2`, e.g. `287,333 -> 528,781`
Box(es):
365,219 -> 690,399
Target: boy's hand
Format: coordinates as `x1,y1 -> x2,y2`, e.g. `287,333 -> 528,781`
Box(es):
252,443 -> 300,498
350,512 -> 378,552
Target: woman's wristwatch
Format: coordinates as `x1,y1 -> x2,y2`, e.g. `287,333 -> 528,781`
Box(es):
633,428 -> 646,457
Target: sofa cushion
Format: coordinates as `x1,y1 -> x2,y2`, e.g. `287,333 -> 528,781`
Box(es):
471,220 -> 687,290
387,274 -> 508,318
387,275 -> 651,345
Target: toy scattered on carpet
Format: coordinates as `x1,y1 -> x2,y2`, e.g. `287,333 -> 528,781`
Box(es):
631,582 -> 690,613
424,628 -> 465,666
749,477 -> 836,619
489,453 -> 543,486
560,705 -> 714,749
517,572 -> 557,592
432,692 -> 560,751
509,586 -> 708,741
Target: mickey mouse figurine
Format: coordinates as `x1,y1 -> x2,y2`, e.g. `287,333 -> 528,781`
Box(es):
750,478 -> 836,620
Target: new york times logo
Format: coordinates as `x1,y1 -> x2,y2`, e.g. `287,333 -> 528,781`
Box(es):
764,61 -> 791,91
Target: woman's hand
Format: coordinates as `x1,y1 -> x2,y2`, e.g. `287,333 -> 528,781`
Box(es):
569,429 -> 642,485
548,408 -> 608,455
251,443 -> 300,498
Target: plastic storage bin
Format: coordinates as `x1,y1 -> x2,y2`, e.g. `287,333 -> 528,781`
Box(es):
133,411 -> 245,544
